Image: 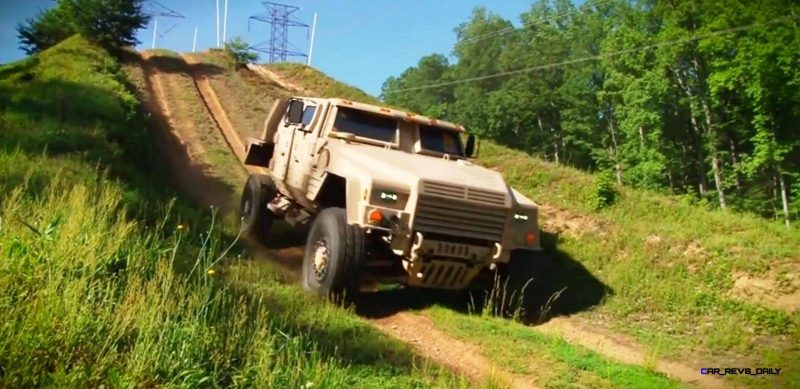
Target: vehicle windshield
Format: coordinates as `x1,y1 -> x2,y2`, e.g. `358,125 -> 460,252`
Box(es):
333,107 -> 398,143
419,124 -> 464,157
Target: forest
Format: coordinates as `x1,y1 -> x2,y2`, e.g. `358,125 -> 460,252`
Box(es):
381,0 -> 799,225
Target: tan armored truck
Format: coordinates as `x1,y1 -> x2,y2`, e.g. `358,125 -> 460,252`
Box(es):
241,97 -> 541,300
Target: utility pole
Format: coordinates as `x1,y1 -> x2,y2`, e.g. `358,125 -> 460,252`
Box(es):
216,0 -> 220,48
307,13 -> 317,66
192,26 -> 198,52
222,0 -> 229,47
151,18 -> 158,49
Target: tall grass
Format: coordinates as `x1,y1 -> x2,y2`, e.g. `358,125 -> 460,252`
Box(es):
1,175 -> 304,386
0,174 -> 467,387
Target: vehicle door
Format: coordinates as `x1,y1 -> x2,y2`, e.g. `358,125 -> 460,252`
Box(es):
285,100 -> 323,191
269,102 -> 297,182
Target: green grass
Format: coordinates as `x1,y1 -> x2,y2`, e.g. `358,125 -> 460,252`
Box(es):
268,62 -> 381,104
0,36 -> 481,388
425,307 -> 684,389
474,141 -> 800,388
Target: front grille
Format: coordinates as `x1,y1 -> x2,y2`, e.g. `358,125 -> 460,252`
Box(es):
421,181 -> 506,206
421,181 -> 465,199
466,187 -> 506,205
414,194 -> 506,242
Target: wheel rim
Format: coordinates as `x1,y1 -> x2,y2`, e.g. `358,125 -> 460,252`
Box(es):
311,239 -> 329,282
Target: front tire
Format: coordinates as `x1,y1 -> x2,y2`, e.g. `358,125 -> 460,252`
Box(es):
240,174 -> 277,244
302,207 -> 366,303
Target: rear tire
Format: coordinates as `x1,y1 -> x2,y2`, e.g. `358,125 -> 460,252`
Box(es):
240,174 -> 277,244
302,207 -> 366,304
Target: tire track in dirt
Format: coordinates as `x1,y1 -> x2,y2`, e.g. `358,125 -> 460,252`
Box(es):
182,54 -> 250,166
372,312 -> 541,389
535,317 -> 733,389
139,52 -> 233,209
246,63 -> 312,94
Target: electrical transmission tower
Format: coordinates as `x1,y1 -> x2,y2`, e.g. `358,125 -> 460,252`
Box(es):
249,2 -> 309,63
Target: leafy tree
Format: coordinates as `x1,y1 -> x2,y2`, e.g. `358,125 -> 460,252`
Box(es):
17,0 -> 149,54
225,37 -> 259,64
17,7 -> 75,54
381,54 -> 452,117
383,0 -> 799,225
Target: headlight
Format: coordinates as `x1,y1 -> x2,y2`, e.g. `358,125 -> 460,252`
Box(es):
370,188 -> 409,210
513,213 -> 529,221
511,210 -> 538,247
379,191 -> 399,202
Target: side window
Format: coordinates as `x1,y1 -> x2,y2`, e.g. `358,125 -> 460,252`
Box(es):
301,106 -> 316,126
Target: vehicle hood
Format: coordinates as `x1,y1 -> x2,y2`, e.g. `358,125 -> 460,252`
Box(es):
325,141 -> 536,208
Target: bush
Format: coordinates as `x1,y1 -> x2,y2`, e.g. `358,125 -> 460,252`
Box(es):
590,171 -> 618,210
225,37 -> 259,65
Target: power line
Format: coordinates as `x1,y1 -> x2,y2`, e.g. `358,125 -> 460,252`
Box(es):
392,16 -> 796,93
146,1 -> 184,49
147,0 -> 184,18
461,0 -> 614,45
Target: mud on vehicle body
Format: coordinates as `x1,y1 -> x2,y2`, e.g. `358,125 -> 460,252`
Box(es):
242,96 -> 541,300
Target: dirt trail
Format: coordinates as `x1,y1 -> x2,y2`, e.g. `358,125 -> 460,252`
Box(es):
137,51 -> 727,389
182,54 -> 250,166
536,317 -> 732,389
139,52 -> 233,209
246,63 -> 311,94
372,313 -> 540,389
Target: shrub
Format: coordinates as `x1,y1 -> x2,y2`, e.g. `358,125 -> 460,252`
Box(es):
590,170 -> 618,210
225,37 -> 259,65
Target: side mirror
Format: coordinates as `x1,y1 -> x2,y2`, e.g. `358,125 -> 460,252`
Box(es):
465,134 -> 477,158
287,100 -> 304,124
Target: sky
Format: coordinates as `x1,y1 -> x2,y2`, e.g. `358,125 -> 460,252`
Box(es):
0,1 -> 534,96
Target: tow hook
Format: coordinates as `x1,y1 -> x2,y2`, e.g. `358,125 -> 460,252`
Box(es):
410,232 -> 424,261
491,242 -> 503,260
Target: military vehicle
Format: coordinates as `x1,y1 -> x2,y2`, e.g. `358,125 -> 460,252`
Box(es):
241,97 -> 541,300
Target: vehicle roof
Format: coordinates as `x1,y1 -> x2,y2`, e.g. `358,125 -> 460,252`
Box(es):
296,96 -> 465,133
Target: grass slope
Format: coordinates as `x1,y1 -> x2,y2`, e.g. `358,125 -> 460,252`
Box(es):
0,36 -> 473,388
266,62 -> 381,104
477,142 -> 800,388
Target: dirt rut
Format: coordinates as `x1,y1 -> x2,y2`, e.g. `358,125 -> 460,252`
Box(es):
536,317 -> 732,389
246,63 -> 312,94
372,312 -> 540,389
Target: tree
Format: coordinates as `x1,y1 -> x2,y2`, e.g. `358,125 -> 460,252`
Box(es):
382,0 -> 799,225
17,0 -> 149,54
63,0 -> 149,50
225,37 -> 259,64
381,54 -> 453,117
17,7 -> 75,54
